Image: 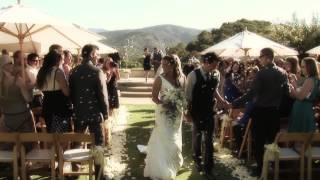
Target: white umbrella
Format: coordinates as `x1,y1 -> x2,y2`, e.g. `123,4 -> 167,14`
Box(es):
201,29 -> 298,57
90,41 -> 118,54
0,4 -> 105,55
306,45 -> 320,55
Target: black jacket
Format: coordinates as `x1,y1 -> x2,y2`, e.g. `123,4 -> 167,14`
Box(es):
69,59 -> 109,121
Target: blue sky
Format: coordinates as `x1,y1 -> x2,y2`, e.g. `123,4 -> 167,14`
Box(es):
1,0 -> 320,30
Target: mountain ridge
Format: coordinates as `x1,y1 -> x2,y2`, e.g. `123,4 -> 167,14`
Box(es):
93,24 -> 202,58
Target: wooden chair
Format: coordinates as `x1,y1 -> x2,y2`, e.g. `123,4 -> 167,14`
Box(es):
19,133 -> 56,180
265,132 -> 312,180
219,108 -> 244,148
56,133 -> 95,180
0,133 -> 19,180
307,133 -> 320,180
238,118 -> 252,161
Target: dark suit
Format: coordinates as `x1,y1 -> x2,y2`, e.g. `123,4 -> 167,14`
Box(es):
69,59 -> 109,146
188,68 -> 219,173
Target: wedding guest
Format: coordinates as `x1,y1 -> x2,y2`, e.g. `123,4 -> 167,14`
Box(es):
143,48 -> 152,83
151,47 -> 163,74
69,44 -> 108,179
185,52 -> 228,179
63,50 -> 73,79
36,50 -> 71,133
231,48 -> 289,177
0,55 -> 35,133
288,57 -> 320,132
223,61 -> 245,102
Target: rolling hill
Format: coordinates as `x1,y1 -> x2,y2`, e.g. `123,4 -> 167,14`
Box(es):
94,24 -> 201,58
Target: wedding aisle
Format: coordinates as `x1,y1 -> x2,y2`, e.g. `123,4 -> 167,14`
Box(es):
104,106 -> 129,179
120,104 -> 253,180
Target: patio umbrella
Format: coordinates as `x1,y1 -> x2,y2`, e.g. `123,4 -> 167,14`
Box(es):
201,29 -> 298,57
0,4 -> 105,55
306,45 -> 320,55
0,3 -> 108,79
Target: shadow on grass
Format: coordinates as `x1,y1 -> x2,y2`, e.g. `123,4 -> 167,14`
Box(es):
129,120 -> 154,128
129,109 -> 155,114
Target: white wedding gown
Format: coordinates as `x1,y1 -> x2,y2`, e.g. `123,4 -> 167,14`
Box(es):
144,75 -> 183,180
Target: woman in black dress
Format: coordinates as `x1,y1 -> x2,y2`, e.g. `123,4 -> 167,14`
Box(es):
103,57 -> 120,115
143,48 -> 151,82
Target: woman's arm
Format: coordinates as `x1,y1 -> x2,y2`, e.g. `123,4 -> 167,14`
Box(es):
56,69 -> 70,96
291,78 -> 313,100
152,76 -> 162,104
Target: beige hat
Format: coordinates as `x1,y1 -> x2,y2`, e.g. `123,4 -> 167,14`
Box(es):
0,55 -> 13,69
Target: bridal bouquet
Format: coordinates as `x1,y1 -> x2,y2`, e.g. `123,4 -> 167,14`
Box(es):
161,88 -> 188,124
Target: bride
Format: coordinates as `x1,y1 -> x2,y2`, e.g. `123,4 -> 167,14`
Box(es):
144,55 -> 186,180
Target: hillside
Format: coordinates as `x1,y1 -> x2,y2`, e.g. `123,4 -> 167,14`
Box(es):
97,24 -> 201,59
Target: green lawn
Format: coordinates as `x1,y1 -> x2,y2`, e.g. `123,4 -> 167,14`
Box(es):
123,104 -> 239,180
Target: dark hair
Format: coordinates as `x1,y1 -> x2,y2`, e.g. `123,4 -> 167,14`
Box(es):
1,49 -> 8,55
81,44 -> 99,59
260,48 -> 274,60
98,57 -> 105,64
13,50 -> 21,60
162,55 -> 181,87
285,57 -> 300,74
303,57 -> 319,78
202,52 -> 221,64
49,44 -> 62,52
63,50 -> 71,57
36,50 -> 63,89
27,53 -> 39,62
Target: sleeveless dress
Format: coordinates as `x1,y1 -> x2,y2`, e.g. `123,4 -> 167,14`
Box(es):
107,74 -> 119,109
41,67 -> 71,133
144,75 -> 183,180
288,77 -> 319,132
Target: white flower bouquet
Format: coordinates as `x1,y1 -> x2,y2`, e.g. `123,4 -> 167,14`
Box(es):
161,88 -> 187,124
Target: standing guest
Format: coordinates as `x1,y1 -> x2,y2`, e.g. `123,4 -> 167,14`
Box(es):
288,57 -> 320,132
231,48 -> 289,177
1,49 -> 8,55
96,57 -> 105,69
223,61 -> 245,102
36,50 -> 71,133
103,57 -> 120,115
279,57 -> 300,119
49,44 -> 63,53
102,57 -> 119,145
143,48 -> 152,83
183,57 -> 200,76
26,53 -> 43,110
151,47 -> 163,74
185,52 -> 228,179
13,50 -> 24,66
26,53 -> 40,86
0,55 -> 35,133
63,50 -> 73,79
69,44 -> 108,179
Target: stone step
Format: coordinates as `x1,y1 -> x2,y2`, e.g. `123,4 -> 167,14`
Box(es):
118,81 -> 153,87
119,86 -> 152,92
120,91 -> 152,98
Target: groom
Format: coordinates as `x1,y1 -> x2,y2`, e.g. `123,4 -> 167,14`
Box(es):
185,52 -> 228,179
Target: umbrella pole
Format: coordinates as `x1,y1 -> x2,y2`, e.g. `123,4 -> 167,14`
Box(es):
19,37 -> 26,81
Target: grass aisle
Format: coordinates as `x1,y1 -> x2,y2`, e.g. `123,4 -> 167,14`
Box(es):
122,104 -> 241,180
